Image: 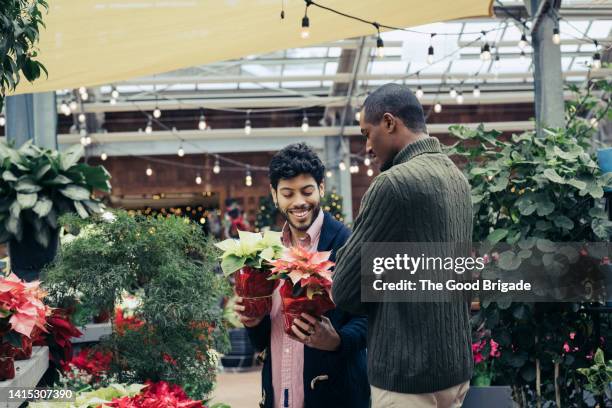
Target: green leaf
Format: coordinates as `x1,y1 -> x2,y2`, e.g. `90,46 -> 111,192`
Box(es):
497,250 -> 522,271
46,174 -> 73,185
567,178 -> 587,190
17,192 -> 37,209
59,185 -> 90,201
73,164 -> 112,192
594,348 -> 605,365
15,178 -> 42,193
2,170 -> 17,182
33,196 -> 52,217
221,254 -> 246,276
73,201 -> 89,219
543,168 -> 565,184
486,229 -> 508,244
517,199 -> 537,216
535,198 -> 555,217
553,215 -> 574,230
536,238 -> 556,252
35,163 -> 52,180
60,144 -> 84,171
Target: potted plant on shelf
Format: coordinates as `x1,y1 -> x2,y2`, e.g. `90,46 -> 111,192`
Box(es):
0,141 -> 111,281
577,348 -> 612,404
215,230 -> 284,318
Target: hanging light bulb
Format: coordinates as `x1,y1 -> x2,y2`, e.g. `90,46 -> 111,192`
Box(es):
339,161 -> 346,171
353,162 -> 360,174
456,91 -> 464,104
244,119 -> 252,135
552,28 -> 561,45
245,169 -> 252,186
592,52 -> 602,70
518,33 -> 527,49
198,113 -> 207,130
326,170 -> 333,178
195,174 -> 202,185
364,157 -> 371,166
110,98 -> 117,105
111,87 -> 120,99
213,158 -> 221,174
101,152 -> 108,161
80,136 -> 87,146
473,85 -> 481,98
416,85 -> 424,100
354,111 -> 361,122
434,102 -> 442,113
520,50 -> 526,61
145,119 -> 153,134
480,43 -> 491,61
78,86 -> 87,95
301,5 -> 310,39
153,107 -> 162,119
60,100 -> 70,116
85,136 -> 92,145
0,114 -> 6,127
427,45 -> 434,64
146,166 -> 153,177
376,35 -> 385,58
69,100 -> 78,111
449,87 -> 457,98
301,114 -> 309,132
78,113 -> 86,123
367,167 -> 374,177
80,91 -> 89,101
177,146 -> 185,157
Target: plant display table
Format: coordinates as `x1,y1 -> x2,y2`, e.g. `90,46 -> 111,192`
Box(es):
0,347 -> 49,408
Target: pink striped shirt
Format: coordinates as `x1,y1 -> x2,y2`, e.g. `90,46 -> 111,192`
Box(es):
271,209 -> 324,408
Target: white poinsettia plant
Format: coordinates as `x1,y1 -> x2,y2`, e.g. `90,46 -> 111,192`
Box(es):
215,230 -> 284,276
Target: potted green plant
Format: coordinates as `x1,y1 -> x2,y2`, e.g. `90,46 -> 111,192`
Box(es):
0,141 -> 110,281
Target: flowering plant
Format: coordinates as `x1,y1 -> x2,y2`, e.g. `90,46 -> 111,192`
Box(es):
269,247 -> 335,334
471,336 -> 501,386
33,307 -> 82,368
215,230 -> 283,276
0,273 -> 48,347
60,348 -> 113,389
104,381 -> 205,408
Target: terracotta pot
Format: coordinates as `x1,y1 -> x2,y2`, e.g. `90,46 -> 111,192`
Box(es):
0,356 -> 15,380
234,267 -> 276,318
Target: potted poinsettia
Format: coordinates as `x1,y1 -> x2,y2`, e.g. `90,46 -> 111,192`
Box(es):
215,230 -> 284,318
269,246 -> 335,334
0,273 -> 49,379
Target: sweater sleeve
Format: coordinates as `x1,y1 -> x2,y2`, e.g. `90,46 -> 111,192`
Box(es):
332,175 -> 401,315
335,314 -> 367,357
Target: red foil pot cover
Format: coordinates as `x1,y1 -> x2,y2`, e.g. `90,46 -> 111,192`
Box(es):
280,282 -> 335,335
234,266 -> 277,319
0,356 -> 15,381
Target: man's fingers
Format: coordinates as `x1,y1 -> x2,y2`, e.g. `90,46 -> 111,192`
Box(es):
300,313 -> 317,325
233,304 -> 245,312
291,324 -> 309,340
293,317 -> 311,333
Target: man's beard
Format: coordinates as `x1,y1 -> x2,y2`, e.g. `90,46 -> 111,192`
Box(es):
279,203 -> 321,232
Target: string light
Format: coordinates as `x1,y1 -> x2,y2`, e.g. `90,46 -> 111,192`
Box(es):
354,111 -> 361,122
111,86 -> 120,99
552,27 -> 561,45
78,87 -> 87,95
518,33 -> 528,49
364,157 -> 371,166
153,106 -> 162,119
178,145 -> 185,157
374,23 -> 385,58
301,114 -> 309,132
338,160 -> 346,171
69,100 -> 78,111
145,119 -> 153,134
301,2 -> 310,39
456,91 -> 464,104
427,33 -> 435,64
60,100 -> 70,116
367,167 -> 374,177
326,170 -> 333,178
480,43 -> 491,61
434,102 -> 442,113
449,87 -> 457,98
78,113 -> 86,123
0,114 -> 5,127
245,167 -> 252,186
213,158 -> 221,174
101,152 -> 108,161
350,161 -> 359,174
198,109 -> 207,130
244,119 -> 252,135
416,85 -> 424,100
146,165 -> 153,177
110,98 -> 117,105
195,174 -> 202,185
473,85 -> 481,98
592,41 -> 601,70
80,91 -> 89,101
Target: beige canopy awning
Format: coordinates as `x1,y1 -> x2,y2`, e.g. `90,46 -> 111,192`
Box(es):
12,0 -> 493,94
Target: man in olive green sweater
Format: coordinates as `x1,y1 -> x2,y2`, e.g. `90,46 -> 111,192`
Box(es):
332,83 -> 473,408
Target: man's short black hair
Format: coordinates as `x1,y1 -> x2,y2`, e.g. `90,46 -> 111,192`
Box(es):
363,83 -> 427,133
269,143 -> 325,189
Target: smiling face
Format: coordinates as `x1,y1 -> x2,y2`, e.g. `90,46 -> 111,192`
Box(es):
360,108 -> 398,171
271,173 -> 324,232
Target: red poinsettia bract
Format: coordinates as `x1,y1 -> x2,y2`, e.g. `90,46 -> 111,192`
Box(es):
105,381 -> 205,408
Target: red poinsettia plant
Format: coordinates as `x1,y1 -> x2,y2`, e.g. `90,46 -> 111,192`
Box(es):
105,380 -> 205,408
269,246 -> 336,334
60,347 -> 113,387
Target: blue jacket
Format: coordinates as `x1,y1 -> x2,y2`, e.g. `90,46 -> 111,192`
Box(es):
246,212 -> 369,408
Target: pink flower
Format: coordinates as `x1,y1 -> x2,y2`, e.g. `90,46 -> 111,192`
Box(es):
490,339 -> 501,358
474,353 -> 484,364
569,332 -> 576,340
563,342 -> 570,353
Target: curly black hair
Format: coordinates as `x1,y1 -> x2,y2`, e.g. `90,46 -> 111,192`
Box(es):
269,143 -> 325,189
